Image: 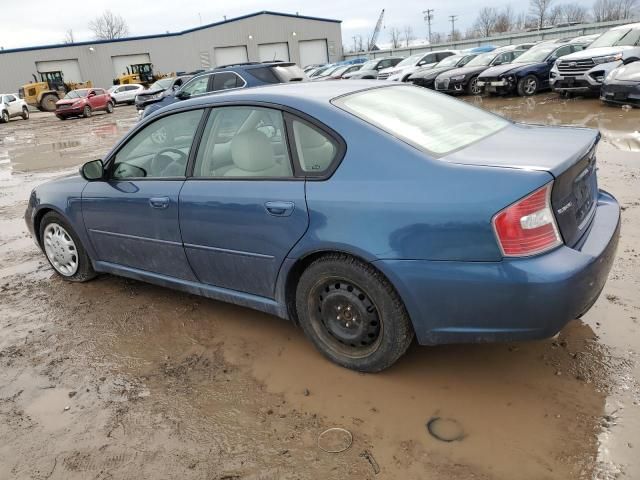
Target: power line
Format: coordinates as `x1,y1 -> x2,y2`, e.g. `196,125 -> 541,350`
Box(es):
423,9 -> 434,43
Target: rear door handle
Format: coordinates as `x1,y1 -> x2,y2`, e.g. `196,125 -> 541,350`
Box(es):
149,196 -> 170,209
264,201 -> 295,217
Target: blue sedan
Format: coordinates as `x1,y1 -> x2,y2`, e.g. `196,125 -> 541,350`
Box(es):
25,82 -> 620,371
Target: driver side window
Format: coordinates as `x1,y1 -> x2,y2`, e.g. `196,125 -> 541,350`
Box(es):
112,110 -> 203,179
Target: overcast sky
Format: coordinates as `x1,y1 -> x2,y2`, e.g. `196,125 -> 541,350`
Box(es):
0,0 -> 526,50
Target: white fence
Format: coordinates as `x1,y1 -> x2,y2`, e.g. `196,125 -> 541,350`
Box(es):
343,19 -> 638,60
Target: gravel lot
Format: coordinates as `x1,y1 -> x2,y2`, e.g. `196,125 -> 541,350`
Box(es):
0,95 -> 638,479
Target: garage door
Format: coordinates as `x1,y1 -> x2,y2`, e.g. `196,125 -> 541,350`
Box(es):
111,54 -> 151,77
298,39 -> 328,68
214,46 -> 248,67
35,59 -> 82,83
258,42 -> 290,62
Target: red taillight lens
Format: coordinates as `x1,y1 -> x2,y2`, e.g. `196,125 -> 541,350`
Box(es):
492,182 -> 562,257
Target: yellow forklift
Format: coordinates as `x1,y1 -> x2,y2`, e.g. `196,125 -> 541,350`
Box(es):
113,63 -> 170,88
19,71 -> 93,112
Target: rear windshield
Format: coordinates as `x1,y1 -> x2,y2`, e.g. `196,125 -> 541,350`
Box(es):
333,86 -> 508,156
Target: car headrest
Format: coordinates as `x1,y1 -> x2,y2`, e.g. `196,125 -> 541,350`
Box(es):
230,130 -> 275,172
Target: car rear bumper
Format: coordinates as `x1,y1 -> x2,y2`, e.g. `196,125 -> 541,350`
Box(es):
374,190 -> 620,345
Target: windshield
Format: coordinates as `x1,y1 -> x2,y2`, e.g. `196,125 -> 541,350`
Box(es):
272,64 -> 307,82
64,90 -> 89,99
150,78 -> 173,90
590,28 -> 640,48
396,53 -> 423,67
318,66 -> 340,77
436,55 -> 464,68
360,60 -> 378,70
465,52 -> 496,67
334,86 -> 508,156
514,45 -> 556,63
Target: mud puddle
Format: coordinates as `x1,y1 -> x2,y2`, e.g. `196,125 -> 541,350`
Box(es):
0,98 -> 639,479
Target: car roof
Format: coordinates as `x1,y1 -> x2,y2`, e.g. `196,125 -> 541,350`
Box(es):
163,80 -> 390,113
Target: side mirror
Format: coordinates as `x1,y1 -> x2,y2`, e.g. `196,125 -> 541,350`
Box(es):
175,90 -> 190,100
88,91 -> 96,97
80,159 -> 104,181
547,56 -> 557,64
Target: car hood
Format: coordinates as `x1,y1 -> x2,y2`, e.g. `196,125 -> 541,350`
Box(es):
611,62 -> 640,81
443,123 -> 598,176
138,88 -> 165,96
437,65 -> 490,79
344,69 -> 375,78
560,45 -> 635,60
56,98 -> 82,106
411,66 -> 458,80
479,62 -> 540,77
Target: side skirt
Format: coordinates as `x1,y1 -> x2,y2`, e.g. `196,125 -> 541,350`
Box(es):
93,261 -> 289,320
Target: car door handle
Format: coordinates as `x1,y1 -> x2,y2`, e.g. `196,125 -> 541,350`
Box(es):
264,201 -> 295,217
149,196 -> 170,209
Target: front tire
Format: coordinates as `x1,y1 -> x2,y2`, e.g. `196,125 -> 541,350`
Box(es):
0,110 -> 8,123
517,75 -> 539,96
39,212 -> 96,282
21,107 -> 29,120
83,105 -> 92,118
466,76 -> 481,95
40,94 -> 58,112
295,254 -> 414,372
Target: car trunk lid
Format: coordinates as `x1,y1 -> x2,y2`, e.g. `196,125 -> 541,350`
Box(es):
443,123 -> 600,247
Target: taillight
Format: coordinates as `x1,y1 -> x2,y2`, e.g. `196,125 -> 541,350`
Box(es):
492,182 -> 562,257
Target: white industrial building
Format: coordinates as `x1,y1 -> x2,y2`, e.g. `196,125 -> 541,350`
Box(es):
0,11 -> 342,92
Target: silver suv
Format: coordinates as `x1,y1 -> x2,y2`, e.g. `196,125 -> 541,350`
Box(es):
550,22 -> 640,94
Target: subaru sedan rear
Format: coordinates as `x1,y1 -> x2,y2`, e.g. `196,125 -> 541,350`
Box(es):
25,82 -> 619,372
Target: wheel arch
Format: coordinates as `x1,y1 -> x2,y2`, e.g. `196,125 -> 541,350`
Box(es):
280,248 -> 408,327
33,206 -> 65,247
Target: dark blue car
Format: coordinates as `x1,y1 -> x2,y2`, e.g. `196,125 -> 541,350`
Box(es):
25,82 -> 620,371
141,62 -> 307,119
478,41 -> 588,96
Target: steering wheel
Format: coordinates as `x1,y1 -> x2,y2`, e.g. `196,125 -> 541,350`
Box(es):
150,147 -> 188,176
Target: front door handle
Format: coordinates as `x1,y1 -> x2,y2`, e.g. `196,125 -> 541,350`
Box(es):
149,196 -> 170,209
264,201 -> 295,217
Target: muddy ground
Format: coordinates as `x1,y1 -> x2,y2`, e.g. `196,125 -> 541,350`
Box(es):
0,95 -> 638,479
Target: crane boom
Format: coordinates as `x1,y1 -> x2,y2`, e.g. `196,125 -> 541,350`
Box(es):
368,9 -> 385,51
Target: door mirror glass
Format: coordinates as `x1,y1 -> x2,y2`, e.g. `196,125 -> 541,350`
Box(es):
547,56 -> 557,64
88,91 -> 96,97
80,159 -> 104,181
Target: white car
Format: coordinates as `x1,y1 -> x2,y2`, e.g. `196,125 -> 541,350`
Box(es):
0,93 -> 29,123
108,84 -> 145,105
550,22 -> 640,94
378,50 -> 458,81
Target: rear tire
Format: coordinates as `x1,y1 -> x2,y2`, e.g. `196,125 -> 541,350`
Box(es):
40,94 -> 58,112
83,105 -> 92,118
295,254 -> 414,372
21,107 -> 29,120
517,75 -> 539,96
106,102 -> 114,113
39,211 -> 96,282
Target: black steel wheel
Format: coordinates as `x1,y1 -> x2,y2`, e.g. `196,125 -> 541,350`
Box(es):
296,254 -> 414,372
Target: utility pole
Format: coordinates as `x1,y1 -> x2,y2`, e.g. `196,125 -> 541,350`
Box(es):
352,36 -> 358,53
449,15 -> 458,39
423,9 -> 434,43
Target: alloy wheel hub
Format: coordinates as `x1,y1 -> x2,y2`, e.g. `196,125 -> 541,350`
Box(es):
43,223 -> 78,276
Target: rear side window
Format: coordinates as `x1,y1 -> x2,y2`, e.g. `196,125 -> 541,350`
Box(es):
213,72 -> 244,91
291,120 -> 337,174
248,67 -> 280,83
334,85 -> 508,157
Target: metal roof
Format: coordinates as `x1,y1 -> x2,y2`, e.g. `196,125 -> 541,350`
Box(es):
0,11 -> 342,55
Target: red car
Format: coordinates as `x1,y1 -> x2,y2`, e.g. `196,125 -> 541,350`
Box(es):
55,88 -> 114,120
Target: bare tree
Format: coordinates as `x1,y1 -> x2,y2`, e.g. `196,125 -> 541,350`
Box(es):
494,5 -> 515,33
388,27 -> 402,48
514,12 -> 528,31
431,32 -> 444,43
89,11 -> 129,40
474,7 -> 498,37
449,30 -> 462,41
592,0 -> 638,20
63,29 -> 75,44
529,0 -> 555,28
548,4 -> 565,24
562,2 -> 589,22
403,25 -> 415,47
